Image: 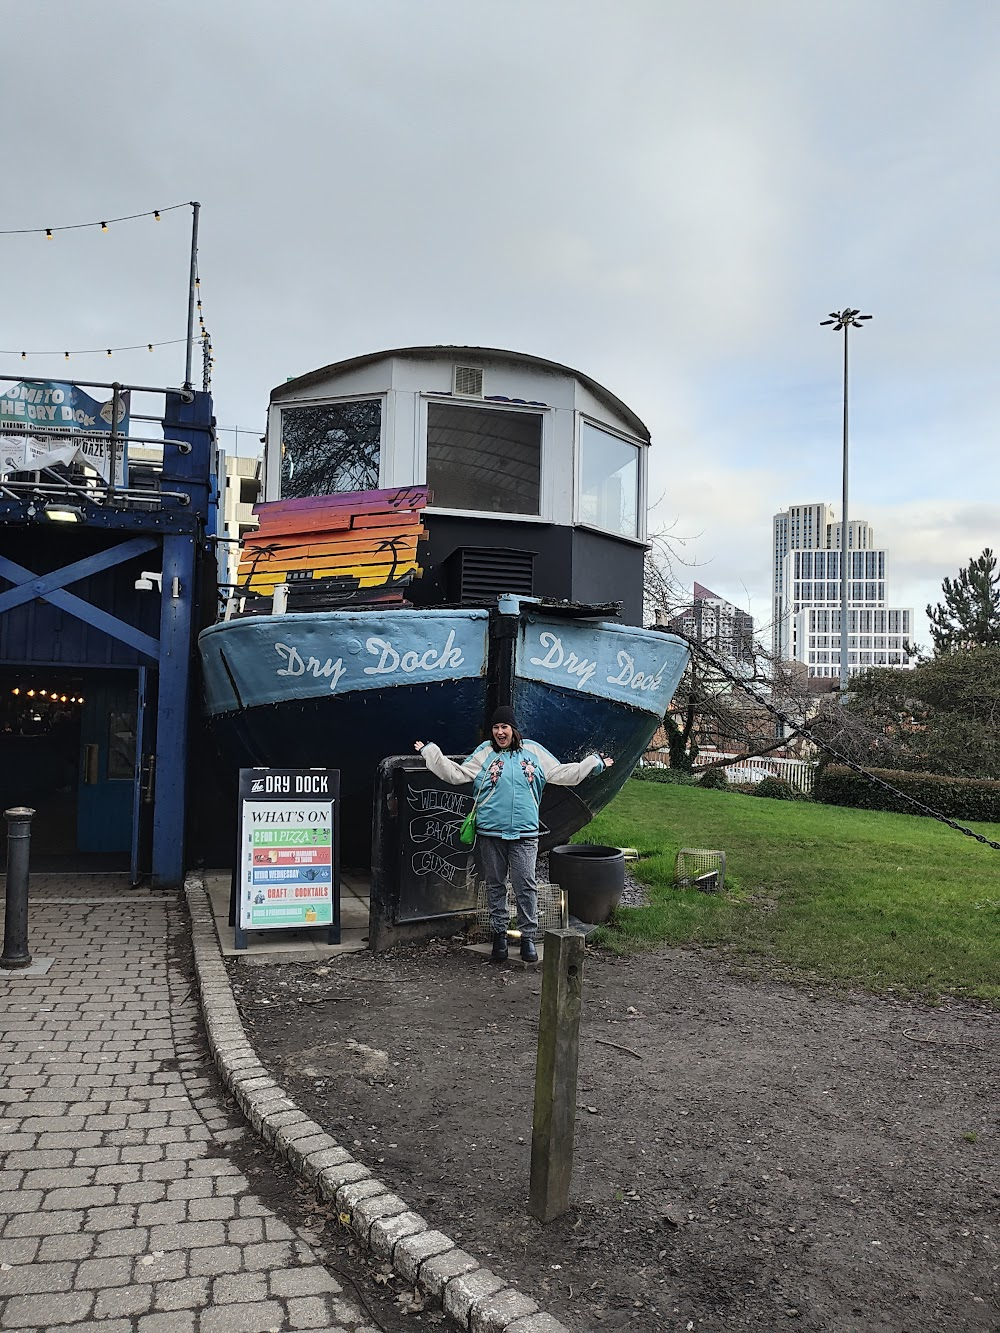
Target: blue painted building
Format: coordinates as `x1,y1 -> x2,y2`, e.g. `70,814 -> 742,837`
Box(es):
0,376 -> 216,886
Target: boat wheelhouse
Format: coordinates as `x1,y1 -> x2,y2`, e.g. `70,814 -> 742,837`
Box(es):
199,347 -> 687,860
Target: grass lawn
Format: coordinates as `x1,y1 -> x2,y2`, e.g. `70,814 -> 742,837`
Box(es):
576,780 -> 1000,1004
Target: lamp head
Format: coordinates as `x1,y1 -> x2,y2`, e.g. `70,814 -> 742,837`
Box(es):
42,502 -> 84,523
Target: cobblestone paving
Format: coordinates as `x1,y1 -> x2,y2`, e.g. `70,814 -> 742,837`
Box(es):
0,879 -> 379,1333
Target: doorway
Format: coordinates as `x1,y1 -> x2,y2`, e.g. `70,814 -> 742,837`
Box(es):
0,667 -> 153,874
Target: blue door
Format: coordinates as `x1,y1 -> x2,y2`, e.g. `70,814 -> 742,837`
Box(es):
77,678 -> 139,854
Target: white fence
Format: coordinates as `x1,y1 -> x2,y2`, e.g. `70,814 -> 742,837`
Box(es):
643,750 -> 818,793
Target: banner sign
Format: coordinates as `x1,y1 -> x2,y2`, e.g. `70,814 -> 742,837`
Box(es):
0,380 -> 129,485
236,767 -> 340,945
516,616 -> 689,717
200,608 -> 489,717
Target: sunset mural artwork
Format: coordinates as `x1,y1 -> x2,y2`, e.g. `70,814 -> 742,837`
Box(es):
236,485 -> 429,608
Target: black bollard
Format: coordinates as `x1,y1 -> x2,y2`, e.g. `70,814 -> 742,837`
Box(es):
1,807 -> 35,971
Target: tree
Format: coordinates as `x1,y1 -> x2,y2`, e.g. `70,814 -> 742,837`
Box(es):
809,649 -> 1000,780
659,650 -> 814,773
644,537 -> 817,772
926,549 -> 1000,656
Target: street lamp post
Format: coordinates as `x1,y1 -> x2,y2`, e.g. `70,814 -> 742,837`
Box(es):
820,308 -> 872,692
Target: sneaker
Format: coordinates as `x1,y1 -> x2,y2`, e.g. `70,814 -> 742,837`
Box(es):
520,938 -> 538,963
491,933 -> 508,963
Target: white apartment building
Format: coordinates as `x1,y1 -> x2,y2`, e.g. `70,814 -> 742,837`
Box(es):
772,503 -> 913,678
218,453 -> 262,592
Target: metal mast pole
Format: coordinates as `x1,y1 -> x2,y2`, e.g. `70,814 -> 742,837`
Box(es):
820,308 -> 872,695
184,201 -> 201,391
840,321 -> 849,692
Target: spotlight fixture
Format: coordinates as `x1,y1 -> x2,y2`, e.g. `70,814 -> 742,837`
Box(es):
42,502 -> 84,523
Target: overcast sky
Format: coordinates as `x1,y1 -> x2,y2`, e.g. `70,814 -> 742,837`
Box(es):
5,0 -> 999,646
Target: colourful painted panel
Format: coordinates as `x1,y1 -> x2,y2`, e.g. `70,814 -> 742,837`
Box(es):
236,486 -> 430,606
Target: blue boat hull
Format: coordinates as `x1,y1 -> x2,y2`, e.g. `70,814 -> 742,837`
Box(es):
198,607 -> 687,860
516,679 -> 664,848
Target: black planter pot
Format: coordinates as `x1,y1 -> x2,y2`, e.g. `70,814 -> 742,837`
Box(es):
548,844 -> 625,924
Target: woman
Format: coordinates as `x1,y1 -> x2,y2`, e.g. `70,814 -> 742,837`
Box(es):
414,706 -> 613,963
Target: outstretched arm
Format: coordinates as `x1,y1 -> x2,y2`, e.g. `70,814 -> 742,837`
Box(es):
524,742 -> 612,787
414,740 -> 486,786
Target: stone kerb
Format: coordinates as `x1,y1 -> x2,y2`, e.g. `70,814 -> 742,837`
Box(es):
183,876 -> 567,1333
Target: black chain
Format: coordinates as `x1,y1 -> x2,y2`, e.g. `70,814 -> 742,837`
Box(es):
675,633 -> 1000,853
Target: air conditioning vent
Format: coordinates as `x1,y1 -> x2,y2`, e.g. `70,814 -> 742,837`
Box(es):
453,365 -> 483,398
445,546 -> 535,603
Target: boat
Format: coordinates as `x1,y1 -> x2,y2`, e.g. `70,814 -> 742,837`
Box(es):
199,346 -> 688,861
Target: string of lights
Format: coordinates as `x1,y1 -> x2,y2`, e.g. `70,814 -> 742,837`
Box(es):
195,268 -> 215,391
10,687 -> 84,703
2,339 -> 189,362
0,202 -> 193,237
1,199 -> 215,388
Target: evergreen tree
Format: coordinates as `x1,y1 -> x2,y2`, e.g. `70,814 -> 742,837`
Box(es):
926,548 -> 1000,655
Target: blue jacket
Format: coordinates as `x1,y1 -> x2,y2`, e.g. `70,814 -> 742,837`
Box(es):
421,740 -> 605,840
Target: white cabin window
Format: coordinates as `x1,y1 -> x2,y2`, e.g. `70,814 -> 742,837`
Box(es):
426,402 -> 541,515
579,421 -> 639,538
280,399 -> 381,497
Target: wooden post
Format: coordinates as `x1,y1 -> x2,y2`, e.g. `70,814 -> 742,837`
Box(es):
529,928 -> 585,1222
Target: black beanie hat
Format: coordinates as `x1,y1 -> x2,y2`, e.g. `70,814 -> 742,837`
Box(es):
491,706 -> 516,728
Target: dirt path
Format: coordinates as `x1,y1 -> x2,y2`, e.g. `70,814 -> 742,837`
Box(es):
230,942 -> 999,1332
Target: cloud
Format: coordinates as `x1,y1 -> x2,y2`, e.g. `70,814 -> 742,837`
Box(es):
3,0 -> 999,659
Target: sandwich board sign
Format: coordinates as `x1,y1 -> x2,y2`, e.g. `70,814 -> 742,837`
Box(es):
235,767 -> 340,950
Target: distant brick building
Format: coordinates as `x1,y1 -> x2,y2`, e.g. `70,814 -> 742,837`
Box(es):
665,582 -> 754,667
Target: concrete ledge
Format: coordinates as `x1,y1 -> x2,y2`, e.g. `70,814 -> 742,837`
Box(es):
444,1268 -> 507,1326
184,874 -> 569,1333
370,1210 -> 426,1260
420,1247 -> 481,1300
473,1290 -> 540,1332
395,1228 -> 455,1282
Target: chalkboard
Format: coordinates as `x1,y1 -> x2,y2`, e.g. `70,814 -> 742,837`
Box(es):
393,762 -> 479,922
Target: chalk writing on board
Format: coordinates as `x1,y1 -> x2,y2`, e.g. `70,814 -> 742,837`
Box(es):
410,815 -> 463,845
406,785 -> 467,815
403,781 -> 472,885
413,850 -> 462,880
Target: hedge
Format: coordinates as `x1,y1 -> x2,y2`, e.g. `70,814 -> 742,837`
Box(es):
753,776 -> 802,801
813,764 -> 1000,823
633,766 -> 698,785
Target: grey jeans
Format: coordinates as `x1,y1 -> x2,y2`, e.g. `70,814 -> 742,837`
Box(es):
476,835 -> 538,941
